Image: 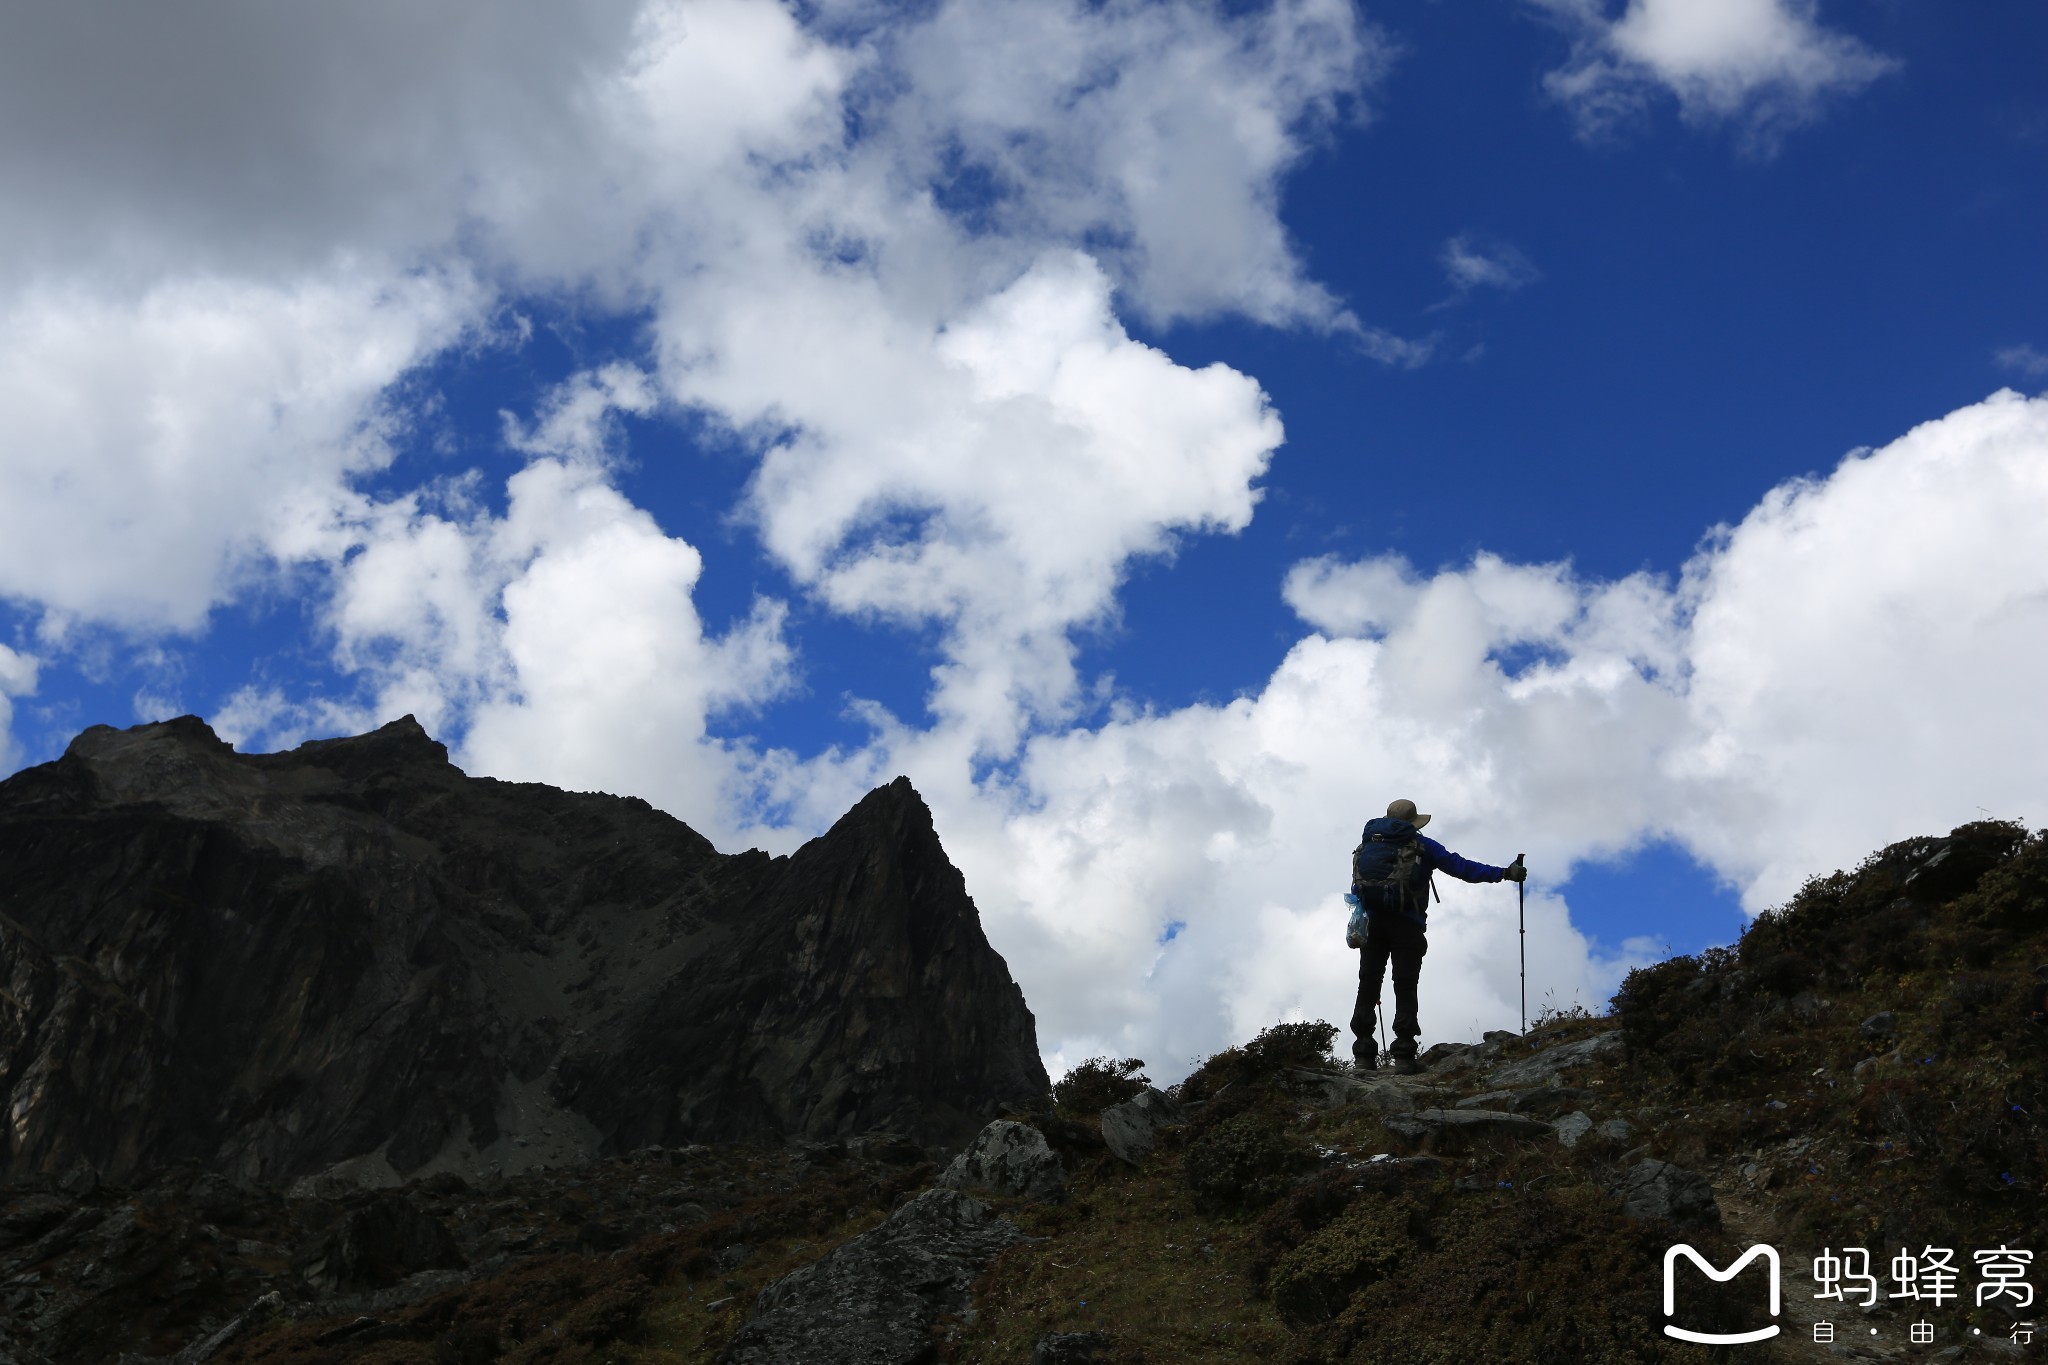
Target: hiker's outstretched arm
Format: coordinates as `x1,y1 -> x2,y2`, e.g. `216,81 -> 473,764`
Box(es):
1418,836 -> 1507,883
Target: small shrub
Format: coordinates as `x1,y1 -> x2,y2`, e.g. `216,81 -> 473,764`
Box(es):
1249,1167 -> 1367,1284
1266,1198 -> 1414,1326
1853,1077 -> 1943,1152
1609,954 -> 1700,1052
1177,1020 -> 1343,1108
1752,949 -> 1818,996
1913,819 -> 2029,903
1242,1019 -> 1341,1073
1956,827 -> 2048,933
1181,1112 -> 1317,1216
1051,1056 -> 1149,1114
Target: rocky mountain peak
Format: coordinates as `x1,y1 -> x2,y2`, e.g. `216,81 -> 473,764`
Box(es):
286,713 -> 454,776
0,718 -> 1047,1197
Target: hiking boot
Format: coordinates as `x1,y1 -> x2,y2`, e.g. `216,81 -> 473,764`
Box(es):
1353,1047 -> 1378,1072
1390,1055 -> 1421,1076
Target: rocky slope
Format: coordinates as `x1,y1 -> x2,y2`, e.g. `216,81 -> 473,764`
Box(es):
925,818 -> 2048,1364
0,716 -> 1048,1194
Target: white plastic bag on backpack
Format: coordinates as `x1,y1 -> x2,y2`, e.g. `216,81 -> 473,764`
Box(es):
1344,892 -> 1367,949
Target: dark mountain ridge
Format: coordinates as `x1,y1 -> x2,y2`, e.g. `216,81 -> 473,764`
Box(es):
0,715 -> 1048,1190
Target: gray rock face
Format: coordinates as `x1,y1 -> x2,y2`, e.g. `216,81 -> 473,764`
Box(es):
1417,1041 -> 1476,1069
1100,1087 -> 1184,1165
0,716 -> 1049,1187
1453,1089 -> 1517,1109
1485,1033 -> 1622,1088
1618,1159 -> 1720,1226
1859,1010 -> 1897,1039
1382,1109 -> 1553,1147
1509,1086 -> 1597,1118
718,1188 -> 1029,1364
1280,1067 -> 1454,1117
939,1120 -> 1065,1199
1350,1078 -> 1459,1115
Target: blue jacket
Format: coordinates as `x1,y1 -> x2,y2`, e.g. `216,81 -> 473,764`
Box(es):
1357,816 -> 1509,925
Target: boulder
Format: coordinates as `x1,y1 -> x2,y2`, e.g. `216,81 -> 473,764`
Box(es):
938,1120 -> 1065,1199
1859,1011 -> 1897,1040
1382,1109 -> 1553,1148
1552,1112 -> 1594,1148
1596,1118 -> 1634,1142
1100,1088 -> 1184,1165
718,1188 -> 1028,1364
1346,1076 -> 1458,1115
1617,1159 -> 1720,1226
1417,1041 -> 1476,1070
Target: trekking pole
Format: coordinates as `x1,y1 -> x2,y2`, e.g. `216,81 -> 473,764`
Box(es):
1514,854 -> 1527,1034
1376,1003 -> 1388,1067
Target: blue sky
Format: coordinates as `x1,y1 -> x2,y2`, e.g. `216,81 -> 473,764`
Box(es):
2,0 -> 2045,1081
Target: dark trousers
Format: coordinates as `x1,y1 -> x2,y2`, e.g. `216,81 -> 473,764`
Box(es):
1350,912 -> 1428,1061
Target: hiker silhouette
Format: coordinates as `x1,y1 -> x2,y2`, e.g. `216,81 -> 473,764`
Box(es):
1350,798 -> 1524,1074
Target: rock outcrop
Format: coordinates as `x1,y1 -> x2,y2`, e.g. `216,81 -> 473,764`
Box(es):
938,1119 -> 1066,1199
0,715 -> 1048,1188
1099,1087 -> 1184,1164
1616,1157 -> 1721,1225
1381,1107 -> 1554,1148
716,1187 -> 1029,1365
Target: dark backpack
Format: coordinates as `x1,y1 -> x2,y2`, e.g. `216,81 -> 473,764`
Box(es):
1352,829 -> 1434,923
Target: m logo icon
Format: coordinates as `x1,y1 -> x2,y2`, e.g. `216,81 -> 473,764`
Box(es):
1664,1243 -> 1782,1344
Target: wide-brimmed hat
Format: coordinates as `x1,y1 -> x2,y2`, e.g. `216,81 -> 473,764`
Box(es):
1386,798 -> 1430,829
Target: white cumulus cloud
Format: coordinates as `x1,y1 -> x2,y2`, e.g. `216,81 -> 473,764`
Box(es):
0,270 -> 480,633
875,0 -> 1384,330
1535,0 -> 1897,150
733,252 -> 1284,761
